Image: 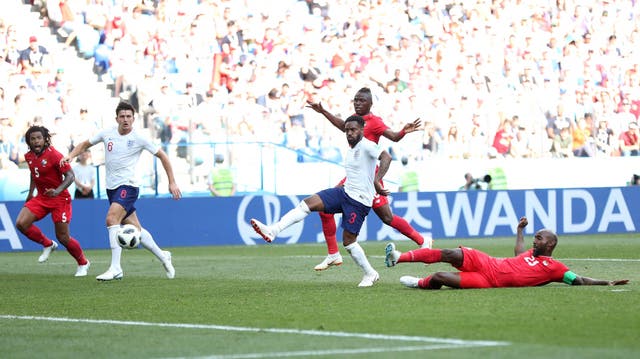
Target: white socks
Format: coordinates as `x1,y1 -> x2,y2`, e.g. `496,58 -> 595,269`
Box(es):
140,227 -> 167,262
345,242 -> 376,275
107,225 -> 122,272
108,225 -> 167,273
272,201 -> 311,236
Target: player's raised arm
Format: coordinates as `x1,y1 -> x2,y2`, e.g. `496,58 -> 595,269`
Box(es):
382,118 -> 422,142
514,216 -> 528,256
306,100 -> 346,132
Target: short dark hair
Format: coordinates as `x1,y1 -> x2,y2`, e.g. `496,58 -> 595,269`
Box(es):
345,115 -> 365,128
356,87 -> 372,101
115,101 -> 135,116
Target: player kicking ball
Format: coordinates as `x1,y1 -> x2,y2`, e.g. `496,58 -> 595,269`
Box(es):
251,115 -> 392,287
385,216 -> 629,289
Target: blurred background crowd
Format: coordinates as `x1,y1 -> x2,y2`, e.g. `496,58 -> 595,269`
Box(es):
1,0 -> 639,192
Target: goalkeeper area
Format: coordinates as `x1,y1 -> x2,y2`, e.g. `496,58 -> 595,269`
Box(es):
1,235 -> 638,359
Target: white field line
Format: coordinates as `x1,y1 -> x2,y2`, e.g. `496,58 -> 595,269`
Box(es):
172,343 -> 496,359
0,315 -> 508,348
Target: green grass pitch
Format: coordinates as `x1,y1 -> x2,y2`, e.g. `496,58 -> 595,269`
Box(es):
1,234 -> 638,359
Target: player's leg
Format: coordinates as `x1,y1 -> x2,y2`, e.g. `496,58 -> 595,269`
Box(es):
315,180 -> 344,270
124,212 -> 174,279
315,212 -> 342,269
400,272 -> 465,289
373,198 -> 426,247
15,201 -> 57,262
96,201 -> 127,280
341,199 -> 378,287
385,243 -> 463,267
251,193 -> 321,242
53,221 -> 90,276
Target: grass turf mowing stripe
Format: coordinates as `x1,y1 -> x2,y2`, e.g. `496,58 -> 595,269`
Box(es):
0,314 -> 509,348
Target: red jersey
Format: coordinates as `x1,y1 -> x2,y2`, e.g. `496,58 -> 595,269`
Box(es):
458,248 -> 570,288
25,146 -> 72,199
493,249 -> 569,287
362,113 -> 388,144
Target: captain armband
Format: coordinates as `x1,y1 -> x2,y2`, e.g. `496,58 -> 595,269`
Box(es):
563,271 -> 578,285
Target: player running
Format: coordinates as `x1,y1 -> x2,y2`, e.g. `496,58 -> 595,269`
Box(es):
64,101 -> 181,281
15,125 -> 90,276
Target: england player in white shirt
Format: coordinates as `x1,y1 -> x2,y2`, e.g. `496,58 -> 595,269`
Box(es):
64,101 -> 182,281
251,115 -> 392,287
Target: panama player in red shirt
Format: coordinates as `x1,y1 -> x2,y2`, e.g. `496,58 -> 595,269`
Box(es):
15,126 -> 90,276
385,216 -> 629,289
306,87 -> 426,271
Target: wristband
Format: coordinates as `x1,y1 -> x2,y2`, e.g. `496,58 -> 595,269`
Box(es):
563,271 -> 577,285
398,129 -> 406,139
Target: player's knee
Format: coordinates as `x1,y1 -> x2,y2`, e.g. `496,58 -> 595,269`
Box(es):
15,220 -> 28,233
378,212 -> 393,224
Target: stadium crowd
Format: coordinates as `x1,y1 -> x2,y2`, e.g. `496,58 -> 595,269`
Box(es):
1,0 -> 640,180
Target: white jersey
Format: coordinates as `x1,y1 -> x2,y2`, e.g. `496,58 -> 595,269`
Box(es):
344,137 -> 384,206
90,127 -> 159,189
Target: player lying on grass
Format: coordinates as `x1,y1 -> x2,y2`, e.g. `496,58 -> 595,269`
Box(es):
385,216 -> 629,289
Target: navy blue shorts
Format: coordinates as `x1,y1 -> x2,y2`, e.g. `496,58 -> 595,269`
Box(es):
107,185 -> 139,219
317,187 -> 371,235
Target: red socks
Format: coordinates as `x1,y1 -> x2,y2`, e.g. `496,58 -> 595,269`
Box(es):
399,248 -> 442,264
390,215 -> 424,246
23,225 -> 53,247
63,237 -> 88,265
319,212 -> 340,255
418,276 -> 432,289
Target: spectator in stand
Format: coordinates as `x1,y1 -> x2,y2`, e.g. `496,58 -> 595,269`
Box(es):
572,116 -> 595,157
618,122 -> 639,156
551,126 -> 574,158
72,149 -> 95,199
491,119 -> 513,157
594,119 -> 616,157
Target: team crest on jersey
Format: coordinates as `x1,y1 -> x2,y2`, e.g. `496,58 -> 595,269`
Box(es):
353,148 -> 360,159
40,159 -> 48,166
127,140 -> 135,148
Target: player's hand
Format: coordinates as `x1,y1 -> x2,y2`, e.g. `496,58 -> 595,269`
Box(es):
305,100 -> 325,113
44,188 -> 58,197
375,181 -> 390,196
403,118 -> 422,133
169,182 -> 182,200
610,280 -> 629,286
60,157 -> 71,166
517,216 -> 528,229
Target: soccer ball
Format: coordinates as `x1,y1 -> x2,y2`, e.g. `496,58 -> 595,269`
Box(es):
117,224 -> 141,249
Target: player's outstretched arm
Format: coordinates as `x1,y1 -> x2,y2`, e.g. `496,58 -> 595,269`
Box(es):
382,118 -> 422,142
572,276 -> 629,286
305,100 -> 346,131
514,216 -> 528,256
63,140 -> 92,165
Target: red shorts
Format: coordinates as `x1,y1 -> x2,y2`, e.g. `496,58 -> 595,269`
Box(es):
336,177 -> 389,209
455,247 -> 498,289
25,195 -> 73,223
